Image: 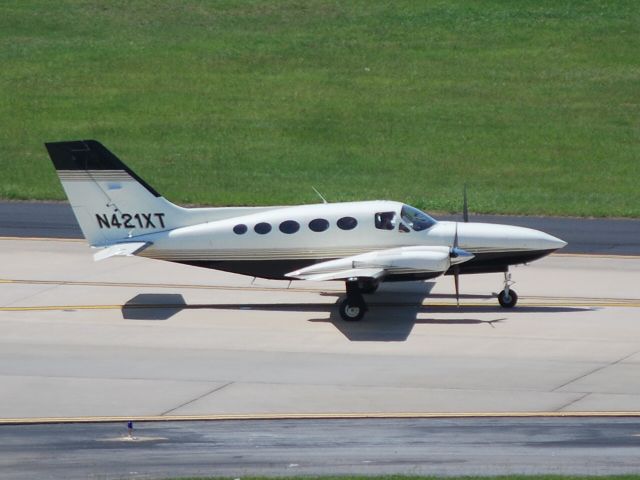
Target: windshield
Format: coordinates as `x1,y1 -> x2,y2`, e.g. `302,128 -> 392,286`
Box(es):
400,204 -> 437,231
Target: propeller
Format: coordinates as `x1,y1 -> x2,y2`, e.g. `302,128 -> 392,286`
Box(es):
453,264 -> 460,306
450,222 -> 462,306
451,185 -> 472,305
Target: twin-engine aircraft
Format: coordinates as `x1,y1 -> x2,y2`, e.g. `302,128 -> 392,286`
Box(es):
46,140 -> 566,321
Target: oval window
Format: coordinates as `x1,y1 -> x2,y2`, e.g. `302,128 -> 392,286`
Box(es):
254,222 -> 272,234
337,216 -> 358,230
279,220 -> 300,234
309,218 -> 329,232
233,224 -> 247,235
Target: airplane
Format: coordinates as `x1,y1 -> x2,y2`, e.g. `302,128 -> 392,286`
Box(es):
45,140 -> 567,321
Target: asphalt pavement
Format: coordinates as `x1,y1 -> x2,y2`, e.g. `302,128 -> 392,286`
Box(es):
1,201 -> 639,254
2,417 -> 640,479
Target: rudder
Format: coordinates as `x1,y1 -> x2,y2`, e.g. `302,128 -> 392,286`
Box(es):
46,140 -> 184,246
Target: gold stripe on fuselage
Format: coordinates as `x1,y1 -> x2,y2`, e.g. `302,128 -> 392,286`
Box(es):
140,246 -> 537,262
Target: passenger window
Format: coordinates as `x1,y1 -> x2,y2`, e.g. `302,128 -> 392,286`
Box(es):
254,222 -> 272,234
309,218 -> 329,232
233,224 -> 248,235
375,212 -> 396,230
337,216 -> 358,230
279,220 -> 300,234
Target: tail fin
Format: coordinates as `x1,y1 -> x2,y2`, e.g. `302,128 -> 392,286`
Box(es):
46,140 -> 186,246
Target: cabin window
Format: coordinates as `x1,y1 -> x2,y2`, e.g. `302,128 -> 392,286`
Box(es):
400,204 -> 437,231
337,216 -> 358,230
375,211 -> 396,230
309,218 -> 329,232
279,220 -> 300,234
233,224 -> 248,235
254,222 -> 272,234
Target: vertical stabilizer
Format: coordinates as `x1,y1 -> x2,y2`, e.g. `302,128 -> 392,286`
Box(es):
45,140 -> 187,246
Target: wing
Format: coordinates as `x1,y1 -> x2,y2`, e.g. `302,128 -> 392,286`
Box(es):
93,241 -> 151,261
286,245 -> 471,281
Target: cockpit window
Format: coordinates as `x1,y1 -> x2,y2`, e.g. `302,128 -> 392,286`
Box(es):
375,211 -> 396,230
400,205 -> 436,231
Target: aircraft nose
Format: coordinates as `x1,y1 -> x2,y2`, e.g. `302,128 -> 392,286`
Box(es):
516,227 -> 567,250
455,222 -> 567,253
534,230 -> 567,251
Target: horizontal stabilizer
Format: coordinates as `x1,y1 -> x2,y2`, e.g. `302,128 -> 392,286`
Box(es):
93,241 -> 151,261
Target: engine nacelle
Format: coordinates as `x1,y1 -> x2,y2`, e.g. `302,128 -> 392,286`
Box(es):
287,245 -> 473,280
354,247 -> 452,273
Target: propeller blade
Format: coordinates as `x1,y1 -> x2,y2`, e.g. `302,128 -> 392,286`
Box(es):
450,222 -> 461,258
453,222 -> 459,249
463,184 -> 469,223
454,265 -> 460,306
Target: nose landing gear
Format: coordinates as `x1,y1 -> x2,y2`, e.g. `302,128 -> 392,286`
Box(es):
498,271 -> 518,308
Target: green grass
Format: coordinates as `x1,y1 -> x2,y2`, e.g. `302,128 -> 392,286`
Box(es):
1,1 -> 638,217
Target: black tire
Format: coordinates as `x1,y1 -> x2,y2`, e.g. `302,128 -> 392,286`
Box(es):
498,289 -> 518,308
359,279 -> 379,294
339,298 -> 366,321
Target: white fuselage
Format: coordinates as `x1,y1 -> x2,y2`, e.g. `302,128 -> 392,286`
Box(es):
134,200 -> 565,280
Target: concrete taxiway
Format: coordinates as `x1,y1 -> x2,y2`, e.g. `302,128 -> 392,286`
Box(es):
1,237 -> 640,420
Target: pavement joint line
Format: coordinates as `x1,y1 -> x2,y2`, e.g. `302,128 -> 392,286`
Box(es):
2,411 -> 640,425
0,278 -> 331,293
556,393 -> 591,412
160,382 -> 234,416
552,349 -> 640,393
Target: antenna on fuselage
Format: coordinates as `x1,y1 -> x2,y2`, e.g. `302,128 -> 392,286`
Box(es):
312,186 -> 328,204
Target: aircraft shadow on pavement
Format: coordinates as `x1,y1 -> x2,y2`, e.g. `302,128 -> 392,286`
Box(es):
307,306 -> 509,341
122,290 -> 593,341
122,293 -> 187,320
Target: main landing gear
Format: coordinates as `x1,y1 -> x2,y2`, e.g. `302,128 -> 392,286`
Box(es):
338,278 -> 369,321
497,271 -> 518,308
338,271 -> 519,321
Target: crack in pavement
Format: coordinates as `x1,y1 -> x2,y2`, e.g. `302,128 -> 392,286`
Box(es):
159,382 -> 233,416
552,350 -> 640,392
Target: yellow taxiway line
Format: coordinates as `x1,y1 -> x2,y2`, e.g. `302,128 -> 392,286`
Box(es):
554,253 -> 640,260
0,236 -> 84,243
2,300 -> 640,313
2,277 -> 639,309
2,411 -> 640,425
2,277 -> 640,307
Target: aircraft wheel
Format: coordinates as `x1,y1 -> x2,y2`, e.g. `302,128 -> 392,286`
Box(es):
498,289 -> 518,308
359,279 -> 379,294
339,299 -> 366,321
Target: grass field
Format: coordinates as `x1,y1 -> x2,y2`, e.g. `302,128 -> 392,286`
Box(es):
1,1 -> 638,217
